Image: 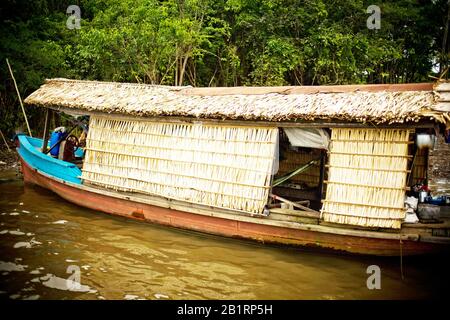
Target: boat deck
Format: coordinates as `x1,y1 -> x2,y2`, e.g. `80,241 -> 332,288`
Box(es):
19,152 -> 450,255
17,133 -> 450,254
24,134 -> 450,241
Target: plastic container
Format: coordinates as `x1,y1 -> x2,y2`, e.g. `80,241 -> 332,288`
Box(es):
49,131 -> 64,157
419,191 -> 428,203
427,196 -> 445,206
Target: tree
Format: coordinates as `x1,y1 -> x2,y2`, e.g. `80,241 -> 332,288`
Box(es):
0,0 -> 447,134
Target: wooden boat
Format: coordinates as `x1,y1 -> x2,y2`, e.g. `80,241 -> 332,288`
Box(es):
16,79 -> 450,256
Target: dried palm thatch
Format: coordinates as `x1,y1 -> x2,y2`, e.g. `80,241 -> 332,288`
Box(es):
321,128 -> 410,229
81,116 -> 278,214
23,78 -> 448,126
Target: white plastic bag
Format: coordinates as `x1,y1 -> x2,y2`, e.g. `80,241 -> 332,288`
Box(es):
404,213 -> 419,224
404,196 -> 419,210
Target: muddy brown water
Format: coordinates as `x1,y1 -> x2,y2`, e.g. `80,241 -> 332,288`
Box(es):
0,169 -> 449,300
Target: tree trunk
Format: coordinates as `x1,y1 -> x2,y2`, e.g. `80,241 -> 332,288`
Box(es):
179,54 -> 189,86
441,2 -> 450,75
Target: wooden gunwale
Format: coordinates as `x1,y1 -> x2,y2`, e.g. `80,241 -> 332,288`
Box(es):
25,159 -> 420,242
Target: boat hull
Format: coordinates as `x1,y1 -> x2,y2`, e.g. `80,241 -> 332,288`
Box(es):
19,157 -> 450,256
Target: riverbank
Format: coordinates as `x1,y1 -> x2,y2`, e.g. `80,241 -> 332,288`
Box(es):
0,145 -> 18,173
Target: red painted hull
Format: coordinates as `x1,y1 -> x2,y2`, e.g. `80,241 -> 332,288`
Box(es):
19,158 -> 448,256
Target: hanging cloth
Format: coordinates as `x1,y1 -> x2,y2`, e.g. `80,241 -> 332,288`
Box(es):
283,128 -> 330,150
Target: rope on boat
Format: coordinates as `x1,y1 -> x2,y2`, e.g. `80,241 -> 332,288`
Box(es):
400,238 -> 404,281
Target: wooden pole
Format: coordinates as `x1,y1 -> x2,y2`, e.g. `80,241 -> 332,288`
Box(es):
407,146 -> 418,186
6,58 -> 32,137
400,239 -> 404,280
269,193 -> 320,215
318,150 -> 326,200
41,109 -> 50,153
272,158 -> 319,187
440,2 -> 450,75
0,129 -> 11,152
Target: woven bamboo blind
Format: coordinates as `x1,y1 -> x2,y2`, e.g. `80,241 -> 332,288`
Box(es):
321,128 -> 410,229
81,116 -> 278,214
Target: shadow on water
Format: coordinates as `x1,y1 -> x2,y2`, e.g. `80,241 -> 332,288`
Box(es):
0,171 -> 449,300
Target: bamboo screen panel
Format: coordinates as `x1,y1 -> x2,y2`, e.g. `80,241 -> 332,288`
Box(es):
81,116 -> 278,214
321,129 -> 410,229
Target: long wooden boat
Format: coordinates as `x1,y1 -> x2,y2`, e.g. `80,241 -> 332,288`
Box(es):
17,79 -> 450,256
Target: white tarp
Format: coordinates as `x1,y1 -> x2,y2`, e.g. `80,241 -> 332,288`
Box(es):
283,128 -> 330,150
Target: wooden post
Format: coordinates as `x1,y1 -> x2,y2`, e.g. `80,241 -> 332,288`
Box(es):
0,129 -> 11,151
272,158 -> 319,187
407,144 -> 418,186
269,193 -> 320,215
6,58 -> 32,137
318,150 -> 326,200
41,109 -> 50,153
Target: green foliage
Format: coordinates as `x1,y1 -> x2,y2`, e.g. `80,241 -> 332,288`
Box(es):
0,0 -> 448,134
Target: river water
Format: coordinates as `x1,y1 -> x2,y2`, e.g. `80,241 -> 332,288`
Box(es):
0,169 -> 449,300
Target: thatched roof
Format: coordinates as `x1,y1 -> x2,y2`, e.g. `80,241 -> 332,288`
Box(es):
24,78 -> 450,125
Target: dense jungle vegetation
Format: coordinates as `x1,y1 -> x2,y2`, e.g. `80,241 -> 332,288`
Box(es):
0,0 -> 449,136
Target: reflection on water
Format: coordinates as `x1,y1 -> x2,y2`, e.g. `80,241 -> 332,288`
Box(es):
0,170 -> 449,300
